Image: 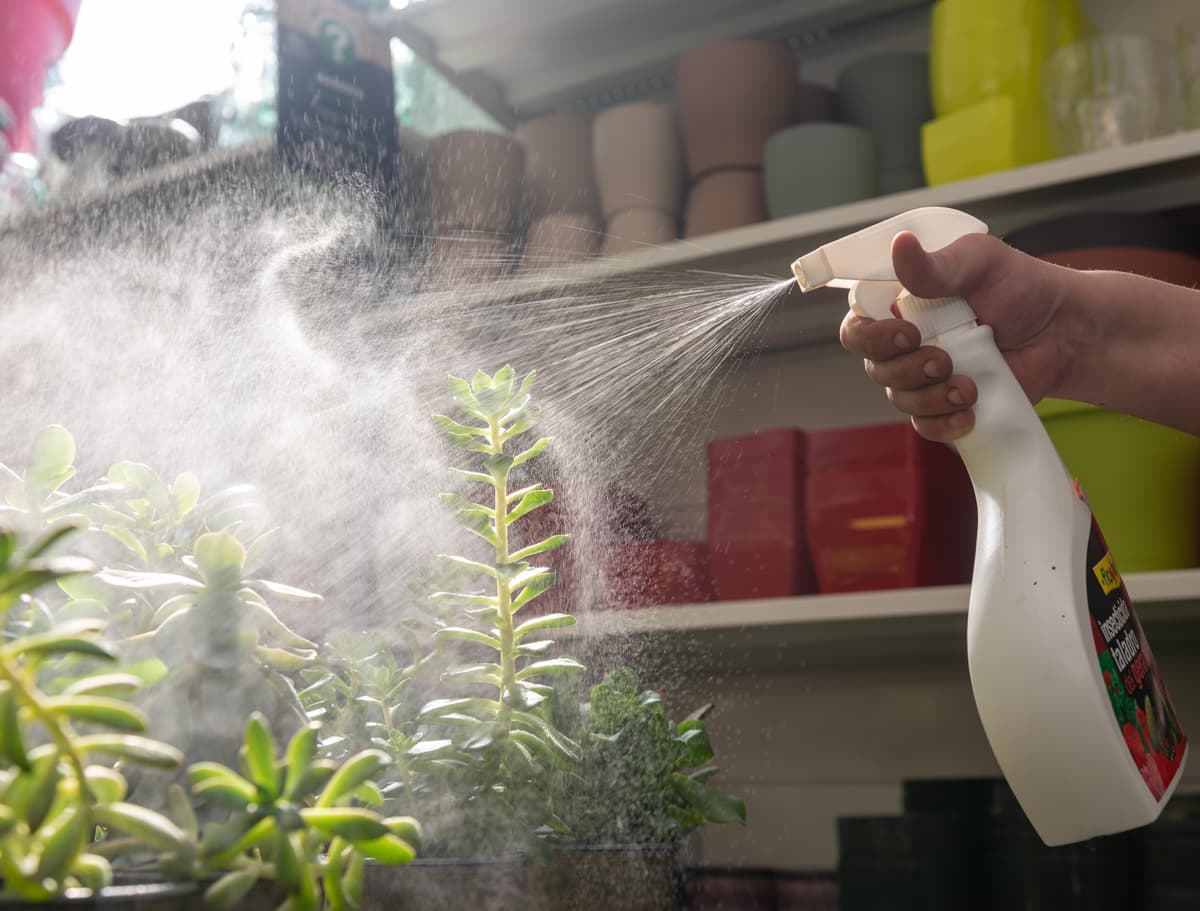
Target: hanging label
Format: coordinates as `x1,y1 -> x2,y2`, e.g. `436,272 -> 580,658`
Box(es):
1086,514 -> 1186,799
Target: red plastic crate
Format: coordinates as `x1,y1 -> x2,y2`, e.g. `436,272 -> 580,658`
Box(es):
707,429 -> 816,600
804,422 -> 976,593
606,541 -> 714,608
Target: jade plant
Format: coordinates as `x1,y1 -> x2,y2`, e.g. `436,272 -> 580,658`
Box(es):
553,667 -> 745,846
0,522 -> 187,900
414,367 -> 583,852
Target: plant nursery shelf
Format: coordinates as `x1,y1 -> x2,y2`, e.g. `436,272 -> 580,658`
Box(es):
572,568 -> 1200,669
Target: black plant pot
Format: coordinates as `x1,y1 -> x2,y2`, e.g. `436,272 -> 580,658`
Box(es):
361,855 -> 529,911
0,882 -> 196,911
530,844 -> 681,911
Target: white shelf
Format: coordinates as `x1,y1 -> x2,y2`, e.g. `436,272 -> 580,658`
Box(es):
570,568 -> 1200,668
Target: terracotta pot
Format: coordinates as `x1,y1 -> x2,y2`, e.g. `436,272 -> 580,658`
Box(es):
605,540 -> 714,608
522,213 -> 600,268
593,101 -> 685,219
515,112 -> 599,217
423,229 -> 516,287
426,129 -> 525,232
602,208 -> 678,256
684,170 -> 766,238
676,39 -> 800,178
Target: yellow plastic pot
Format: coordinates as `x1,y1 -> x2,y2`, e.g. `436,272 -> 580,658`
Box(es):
1037,397 -> 1200,572
921,96 -> 1053,185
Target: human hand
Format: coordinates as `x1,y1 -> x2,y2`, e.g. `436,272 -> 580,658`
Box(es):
840,230 -> 1070,441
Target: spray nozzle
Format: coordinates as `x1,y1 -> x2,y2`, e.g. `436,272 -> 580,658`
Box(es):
791,206 -> 989,332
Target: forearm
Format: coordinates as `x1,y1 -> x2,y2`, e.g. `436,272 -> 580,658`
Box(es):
1054,268 -> 1200,435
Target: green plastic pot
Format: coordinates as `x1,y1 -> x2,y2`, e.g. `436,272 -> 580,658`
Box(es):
1037,398 -> 1200,572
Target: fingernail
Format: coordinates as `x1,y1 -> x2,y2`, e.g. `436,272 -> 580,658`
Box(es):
947,387 -> 965,406
923,360 -> 941,379
894,331 -> 912,350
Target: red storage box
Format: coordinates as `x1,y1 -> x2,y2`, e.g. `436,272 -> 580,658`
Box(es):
805,422 -> 976,593
606,541 -> 714,608
707,429 -> 815,600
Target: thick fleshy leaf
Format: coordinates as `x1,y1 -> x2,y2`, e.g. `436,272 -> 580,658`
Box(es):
511,437 -> 551,468
447,376 -> 485,419
101,525 -> 147,561
433,627 -> 502,650
243,599 -> 318,649
438,554 -> 497,578
448,467 -> 491,485
92,802 -> 189,851
95,569 -> 202,591
167,783 -> 199,840
509,535 -> 569,562
0,684 -> 29,770
44,695 -> 147,733
441,663 -> 503,687
516,639 -> 554,656
193,532 -> 246,586
250,578 -> 322,602
301,807 -> 388,841
511,711 -> 580,761
356,833 -> 416,866
484,453 -> 514,485
172,472 -> 201,516
672,773 -> 747,824
507,489 -> 553,524
256,645 -> 317,672
676,720 -> 715,767
242,713 -> 281,796
511,574 -> 558,611
419,697 -> 500,721
283,724 -> 319,800
69,853 -> 113,893
513,613 -> 575,639
406,739 -> 452,757
27,426 -> 76,486
34,803 -> 88,881
515,657 -> 584,681
75,734 -> 183,768
433,414 -> 489,438
84,765 -> 127,804
318,749 -> 392,807
63,672 -> 142,699
431,592 -> 498,609
6,626 -> 114,661
204,869 -> 259,911
507,565 -> 550,589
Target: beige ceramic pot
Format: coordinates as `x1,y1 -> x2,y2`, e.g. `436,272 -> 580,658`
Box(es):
684,170 -> 766,238
515,112 -> 599,218
601,208 -> 678,256
522,213 -> 601,268
593,100 -> 685,220
426,129 -> 525,232
676,39 -> 800,178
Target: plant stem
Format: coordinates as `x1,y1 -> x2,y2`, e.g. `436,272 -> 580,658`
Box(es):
0,655 -> 92,801
490,420 -> 516,735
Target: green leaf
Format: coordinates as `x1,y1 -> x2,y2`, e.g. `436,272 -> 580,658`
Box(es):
406,739 -> 452,758
250,578 -> 322,602
301,807 -> 388,842
419,697 -> 500,721
318,750 -> 392,808
192,776 -> 258,810
511,573 -> 558,611
356,833 -> 416,866
35,803 -> 88,882
28,426 -> 76,486
517,370 -> 537,398
434,627 -> 502,650
507,565 -> 550,589
243,599 -> 319,650
194,532 -> 246,585
83,765 -> 127,804
92,802 -> 189,851
512,437 -> 552,468
438,554 -> 498,578
511,710 -> 580,761
513,612 -> 576,639
493,364 -> 516,398
448,467 -> 492,485
499,408 -> 537,441
106,461 -> 161,496
172,472 -> 201,516
484,453 -> 514,485
256,645 -> 317,672
5,625 -> 114,661
66,673 -> 147,701
101,525 -> 147,561
75,734 -> 183,768
431,592 -> 498,609
470,369 -> 494,394
516,639 -> 554,656
242,713 -> 281,796
0,684 -> 28,770
44,695 -> 147,733
507,489 -> 553,524
205,869 -> 259,911
353,780 -> 384,807
441,663 -> 503,687
166,782 -> 199,840
433,415 -> 489,438
0,529 -> 14,568
509,535 -> 569,562
672,773 -> 746,824
384,816 -> 422,850
204,816 -> 276,869
23,522 -> 84,561
275,829 -> 302,892
7,752 -> 60,829
283,724 -> 319,801
95,569 -> 203,591
149,594 -> 195,628
69,852 -> 113,893
448,376 -> 485,419
677,720 -> 715,767
515,657 -> 584,681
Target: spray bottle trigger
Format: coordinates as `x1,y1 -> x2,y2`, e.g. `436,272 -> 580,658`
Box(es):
848,280 -> 905,322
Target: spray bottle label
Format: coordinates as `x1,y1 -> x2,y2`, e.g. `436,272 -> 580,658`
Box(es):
1086,515 -> 1186,799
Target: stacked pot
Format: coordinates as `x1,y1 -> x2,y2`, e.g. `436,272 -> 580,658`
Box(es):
424,128 -> 525,285
515,112 -> 603,269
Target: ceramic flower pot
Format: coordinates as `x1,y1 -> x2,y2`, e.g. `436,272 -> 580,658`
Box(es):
515,112 -> 600,217
763,123 -> 877,218
683,170 -> 766,238
529,844 -> 681,911
426,129 -> 525,232
521,213 -> 600,269
362,856 -> 529,911
796,80 -> 837,123
593,100 -> 685,220
836,52 -> 932,178
601,208 -> 678,256
676,39 -> 800,178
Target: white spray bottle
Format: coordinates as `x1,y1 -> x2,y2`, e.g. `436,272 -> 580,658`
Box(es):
793,206 -> 1187,845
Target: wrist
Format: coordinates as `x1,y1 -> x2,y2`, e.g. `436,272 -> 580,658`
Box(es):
1043,264 -> 1105,401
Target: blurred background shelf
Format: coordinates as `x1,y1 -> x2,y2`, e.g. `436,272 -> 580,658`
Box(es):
570,568 -> 1200,669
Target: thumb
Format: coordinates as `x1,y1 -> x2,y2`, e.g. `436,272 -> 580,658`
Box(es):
891,230 -> 1002,301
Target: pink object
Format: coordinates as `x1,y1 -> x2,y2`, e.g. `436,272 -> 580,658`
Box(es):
0,0 -> 81,152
